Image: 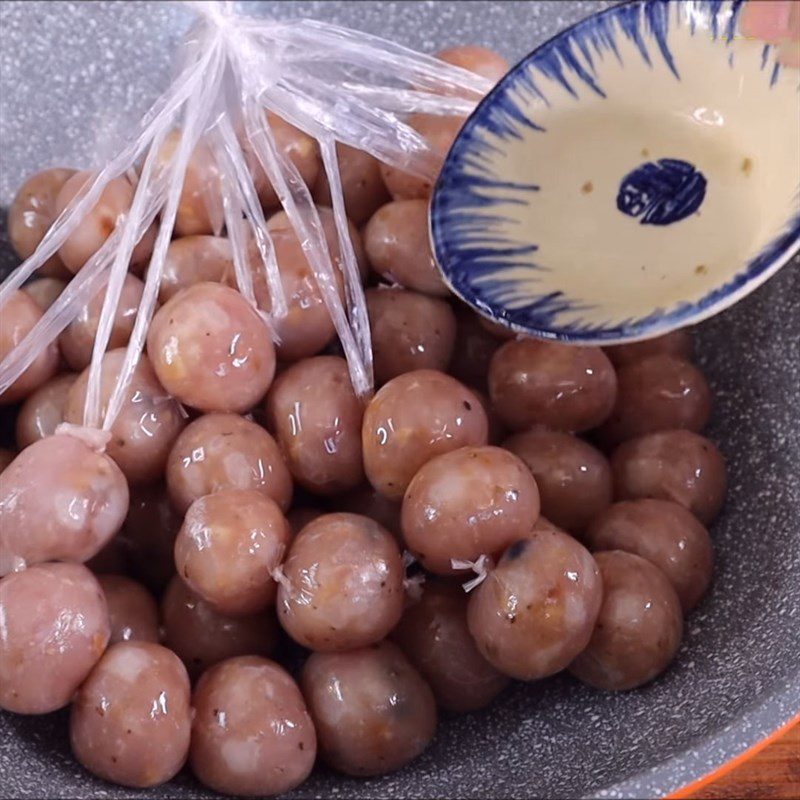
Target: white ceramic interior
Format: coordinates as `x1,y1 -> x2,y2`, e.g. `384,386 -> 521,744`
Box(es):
431,0 -> 800,343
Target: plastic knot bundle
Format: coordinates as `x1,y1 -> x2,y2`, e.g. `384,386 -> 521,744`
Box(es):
0,0 -> 491,423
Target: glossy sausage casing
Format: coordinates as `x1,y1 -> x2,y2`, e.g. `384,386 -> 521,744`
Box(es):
489,339 -> 617,433
366,287 -> 457,384
569,551 -> 683,690
611,430 -> 727,524
166,413 -> 292,514
60,274 -> 145,371
8,167 -> 76,277
65,350 -> 185,485
147,283 -> 276,414
190,656 -> 316,796
161,577 -> 278,680
467,528 -> 602,680
362,370 -> 489,501
265,356 -> 364,495
401,445 -> 540,574
70,642 -> 192,787
597,354 -> 712,446
0,434 -> 129,575
174,489 -> 290,616
504,428 -> 612,537
301,642 -> 437,777
586,499 -> 713,612
15,373 -> 76,449
277,513 -> 404,651
97,575 -> 160,645
0,563 -> 110,714
364,199 -> 448,295
392,581 -> 509,712
0,290 -> 59,405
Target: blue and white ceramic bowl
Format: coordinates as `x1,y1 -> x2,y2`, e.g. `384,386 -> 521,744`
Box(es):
431,0 -> 800,343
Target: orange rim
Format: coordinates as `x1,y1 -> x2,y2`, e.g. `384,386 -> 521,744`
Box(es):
667,713 -> 800,798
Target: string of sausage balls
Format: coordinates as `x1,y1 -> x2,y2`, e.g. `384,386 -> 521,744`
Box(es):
0,37 -> 724,800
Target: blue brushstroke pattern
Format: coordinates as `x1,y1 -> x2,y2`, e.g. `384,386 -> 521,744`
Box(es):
429,0 -> 800,342
708,0 -> 724,39
616,3 -> 653,67
576,35 -> 597,74
725,0 -> 745,43
617,159 -> 707,226
550,39 -> 607,97
644,0 -> 680,79
534,48 -> 579,98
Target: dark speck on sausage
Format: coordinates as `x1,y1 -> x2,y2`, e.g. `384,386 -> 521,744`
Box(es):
505,539 -> 528,561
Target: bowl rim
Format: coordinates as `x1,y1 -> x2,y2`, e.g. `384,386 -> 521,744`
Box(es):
429,0 -> 800,345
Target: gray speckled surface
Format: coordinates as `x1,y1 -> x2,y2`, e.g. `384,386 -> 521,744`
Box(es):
1,2 -> 798,799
